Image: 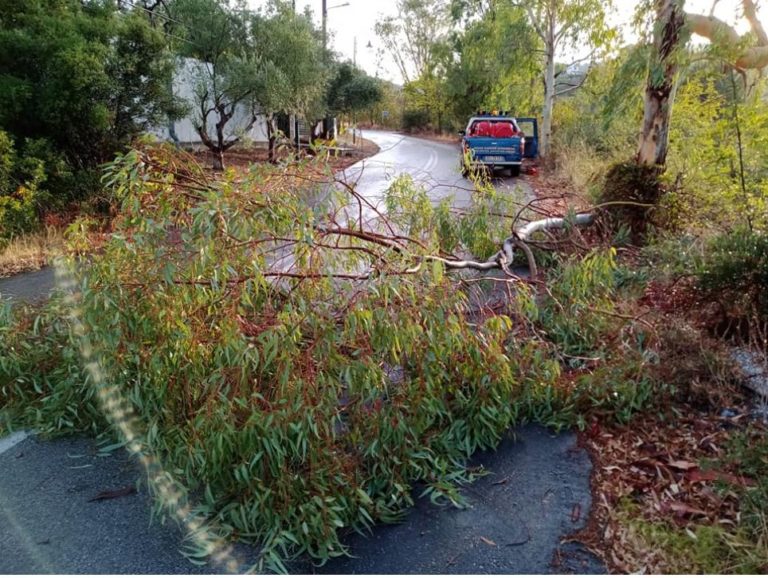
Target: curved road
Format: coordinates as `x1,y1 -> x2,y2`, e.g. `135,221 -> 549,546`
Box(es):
0,133 -> 602,574
344,130 -> 529,205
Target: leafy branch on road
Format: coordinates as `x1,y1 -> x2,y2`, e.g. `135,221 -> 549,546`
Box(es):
0,143 -> 659,571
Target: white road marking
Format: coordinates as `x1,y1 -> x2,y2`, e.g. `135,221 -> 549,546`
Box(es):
423,149 -> 439,173
0,430 -> 31,456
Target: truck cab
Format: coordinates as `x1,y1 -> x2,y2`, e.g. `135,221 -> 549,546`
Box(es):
460,111 -> 538,177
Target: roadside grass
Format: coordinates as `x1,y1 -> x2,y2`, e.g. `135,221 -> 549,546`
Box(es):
0,227 -> 65,277
616,506 -> 767,574
569,239 -> 768,574
548,140 -> 616,200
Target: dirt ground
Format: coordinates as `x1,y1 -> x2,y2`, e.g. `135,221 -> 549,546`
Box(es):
191,138 -> 381,174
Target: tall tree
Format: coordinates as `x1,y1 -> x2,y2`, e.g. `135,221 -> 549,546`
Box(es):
446,0 -> 541,122
515,0 -> 616,158
635,0 -> 686,167
0,0 -> 177,176
375,0 -> 452,84
636,0 -> 768,167
375,0 -> 452,130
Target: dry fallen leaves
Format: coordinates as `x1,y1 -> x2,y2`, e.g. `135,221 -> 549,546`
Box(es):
569,403 -> 759,573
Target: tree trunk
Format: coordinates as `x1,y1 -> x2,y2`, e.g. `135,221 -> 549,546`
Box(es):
212,148 -> 224,171
636,0 -> 686,167
212,106 -> 232,170
540,24 -> 556,158
267,116 -> 277,163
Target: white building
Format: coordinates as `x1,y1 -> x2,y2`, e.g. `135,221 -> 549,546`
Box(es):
151,58 -> 329,148
151,57 -> 270,147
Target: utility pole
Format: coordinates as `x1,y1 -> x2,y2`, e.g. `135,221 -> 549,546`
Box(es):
292,0 -> 299,150
352,36 -> 357,145
320,1 -> 349,140
322,0 -> 328,139
322,0 -> 327,59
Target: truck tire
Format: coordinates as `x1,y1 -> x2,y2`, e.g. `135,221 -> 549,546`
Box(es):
509,165 -> 521,177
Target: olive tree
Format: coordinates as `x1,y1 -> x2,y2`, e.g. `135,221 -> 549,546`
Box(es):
169,0 -> 261,170
326,62 -> 383,119
169,0 -> 327,167
249,2 -> 327,162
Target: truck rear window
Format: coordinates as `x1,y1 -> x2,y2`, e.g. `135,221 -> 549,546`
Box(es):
468,120 -> 517,138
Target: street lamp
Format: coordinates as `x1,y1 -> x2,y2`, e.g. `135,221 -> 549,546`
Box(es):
321,1 -> 350,140
322,1 -> 350,56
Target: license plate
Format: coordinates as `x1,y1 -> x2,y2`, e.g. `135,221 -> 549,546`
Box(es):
484,156 -> 505,162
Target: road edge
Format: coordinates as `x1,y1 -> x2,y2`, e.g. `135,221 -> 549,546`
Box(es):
0,430 -> 30,456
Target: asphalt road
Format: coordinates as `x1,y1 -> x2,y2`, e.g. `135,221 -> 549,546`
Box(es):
340,130 -> 529,219
301,426 -> 601,575
0,132 -> 602,574
0,436 -> 221,574
0,266 -> 56,303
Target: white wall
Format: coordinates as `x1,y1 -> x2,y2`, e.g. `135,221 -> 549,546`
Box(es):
151,57 -> 270,146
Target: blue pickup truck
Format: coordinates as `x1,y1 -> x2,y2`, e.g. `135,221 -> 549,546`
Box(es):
459,112 -> 538,177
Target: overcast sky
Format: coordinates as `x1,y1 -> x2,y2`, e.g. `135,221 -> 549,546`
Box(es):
248,0 -> 765,85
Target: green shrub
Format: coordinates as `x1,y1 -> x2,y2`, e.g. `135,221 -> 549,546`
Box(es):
697,228 -> 768,320
402,109 -> 431,132
0,131 -> 47,239
0,186 -> 39,239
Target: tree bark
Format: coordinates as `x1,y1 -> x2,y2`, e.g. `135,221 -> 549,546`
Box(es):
267,116 -> 277,163
214,106 -> 231,169
636,0 -> 685,167
540,16 -> 556,159
212,148 -> 224,171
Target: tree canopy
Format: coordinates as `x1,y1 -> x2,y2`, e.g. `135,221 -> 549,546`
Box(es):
0,0 -> 177,176
326,62 -> 383,117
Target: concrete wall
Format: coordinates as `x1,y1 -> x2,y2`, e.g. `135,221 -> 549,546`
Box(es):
150,57 -> 270,146
150,58 -> 336,147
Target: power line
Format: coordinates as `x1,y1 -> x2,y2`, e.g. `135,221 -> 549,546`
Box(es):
122,0 -> 187,28
121,0 -> 228,49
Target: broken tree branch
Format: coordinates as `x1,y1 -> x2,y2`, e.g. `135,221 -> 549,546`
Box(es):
685,9 -> 768,71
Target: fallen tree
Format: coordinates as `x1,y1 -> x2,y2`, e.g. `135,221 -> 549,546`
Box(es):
3,144 -> 623,571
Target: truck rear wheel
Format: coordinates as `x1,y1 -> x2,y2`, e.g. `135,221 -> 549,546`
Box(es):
509,165 -> 521,177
